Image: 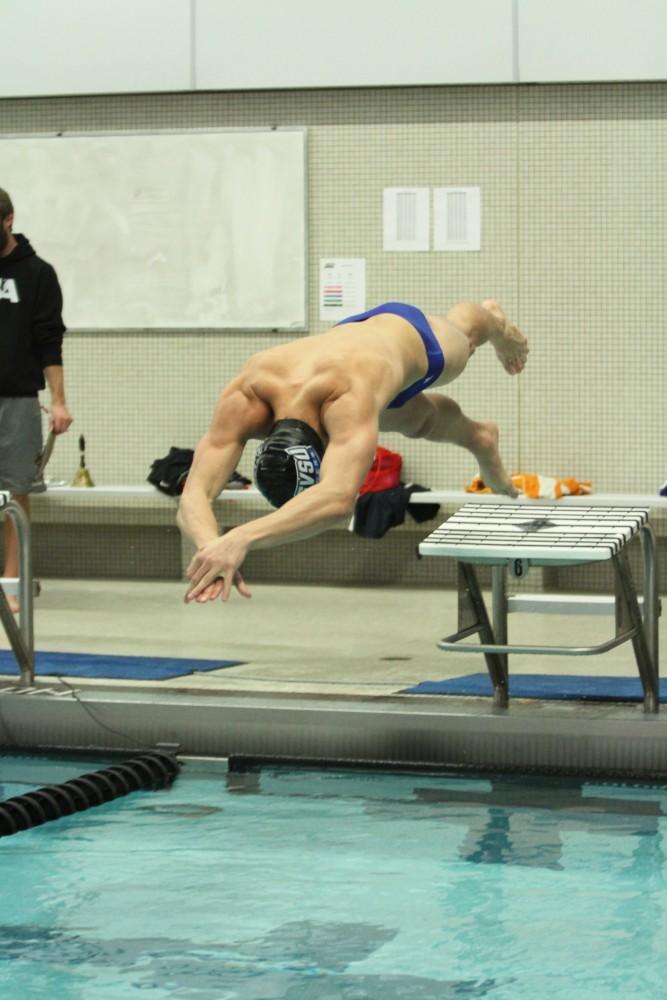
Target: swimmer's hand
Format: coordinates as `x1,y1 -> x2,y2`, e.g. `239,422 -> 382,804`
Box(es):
185,532 -> 252,603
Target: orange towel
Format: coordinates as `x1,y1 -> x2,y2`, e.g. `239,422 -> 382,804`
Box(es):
466,473 -> 592,499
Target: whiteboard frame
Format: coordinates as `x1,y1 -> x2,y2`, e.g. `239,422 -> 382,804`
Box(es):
0,126 -> 308,332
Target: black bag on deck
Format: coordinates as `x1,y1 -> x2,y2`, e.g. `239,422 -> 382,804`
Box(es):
147,447 -> 194,496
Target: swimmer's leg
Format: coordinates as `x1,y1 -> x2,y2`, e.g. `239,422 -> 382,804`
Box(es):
444,301 -> 528,375
380,392 -> 518,497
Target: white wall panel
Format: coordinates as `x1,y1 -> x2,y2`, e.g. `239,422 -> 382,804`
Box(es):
518,0 -> 667,82
0,0 -> 191,97
195,0 -> 515,90
4,0 -> 666,96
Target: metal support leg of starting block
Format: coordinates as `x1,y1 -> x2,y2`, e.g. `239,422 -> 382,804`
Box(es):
439,563 -> 508,708
612,546 -> 659,713
639,523 -> 660,682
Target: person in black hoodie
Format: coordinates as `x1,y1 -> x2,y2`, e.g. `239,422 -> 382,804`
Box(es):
0,187 -> 73,611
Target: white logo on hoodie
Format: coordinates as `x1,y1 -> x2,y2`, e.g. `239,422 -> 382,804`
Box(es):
0,278 -> 19,304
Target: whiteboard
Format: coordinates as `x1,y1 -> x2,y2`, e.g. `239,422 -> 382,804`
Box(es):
0,129 -> 306,330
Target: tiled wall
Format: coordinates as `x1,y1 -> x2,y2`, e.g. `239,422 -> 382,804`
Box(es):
2,82 -> 665,581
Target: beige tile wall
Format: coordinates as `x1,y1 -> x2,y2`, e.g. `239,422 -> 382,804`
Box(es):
2,82 -> 664,498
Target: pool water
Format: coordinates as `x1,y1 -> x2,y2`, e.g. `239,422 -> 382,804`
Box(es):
1,756 -> 666,999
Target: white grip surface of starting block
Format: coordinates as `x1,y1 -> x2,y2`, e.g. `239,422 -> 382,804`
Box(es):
418,503 -> 649,566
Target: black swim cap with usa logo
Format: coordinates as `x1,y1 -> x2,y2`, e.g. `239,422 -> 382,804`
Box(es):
254,419 -> 324,508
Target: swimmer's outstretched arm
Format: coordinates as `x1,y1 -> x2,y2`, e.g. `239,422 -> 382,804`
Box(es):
177,433 -> 243,546
178,387 -> 268,601
185,395 -> 378,603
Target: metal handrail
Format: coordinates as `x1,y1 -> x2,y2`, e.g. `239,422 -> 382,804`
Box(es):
0,491 -> 34,686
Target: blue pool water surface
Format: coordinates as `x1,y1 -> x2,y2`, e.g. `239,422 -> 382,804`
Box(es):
1,756 -> 666,999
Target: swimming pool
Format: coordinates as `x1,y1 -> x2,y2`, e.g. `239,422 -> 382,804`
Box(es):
1,755 -> 665,998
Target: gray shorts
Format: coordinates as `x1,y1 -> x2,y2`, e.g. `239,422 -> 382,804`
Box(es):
0,397 -> 46,495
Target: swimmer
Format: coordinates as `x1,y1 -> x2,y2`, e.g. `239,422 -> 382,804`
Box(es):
178,299 -> 528,603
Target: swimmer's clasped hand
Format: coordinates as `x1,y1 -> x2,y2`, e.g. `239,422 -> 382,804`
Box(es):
185,531 -> 252,604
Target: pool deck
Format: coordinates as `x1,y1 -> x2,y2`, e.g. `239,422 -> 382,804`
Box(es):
1,579 -> 666,776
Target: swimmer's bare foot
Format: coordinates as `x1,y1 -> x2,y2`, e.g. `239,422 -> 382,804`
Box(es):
482,299 -> 528,375
472,419 -> 518,498
6,593 -> 19,614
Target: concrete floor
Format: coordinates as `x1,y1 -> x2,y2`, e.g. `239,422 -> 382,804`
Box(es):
1,578 -> 661,698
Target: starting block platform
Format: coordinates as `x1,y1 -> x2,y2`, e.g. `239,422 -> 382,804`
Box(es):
418,504 -> 660,713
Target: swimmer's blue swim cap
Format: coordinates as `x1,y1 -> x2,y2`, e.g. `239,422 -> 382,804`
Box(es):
254,419 -> 324,508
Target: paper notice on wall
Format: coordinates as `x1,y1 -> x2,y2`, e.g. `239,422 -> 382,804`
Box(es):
433,187 -> 481,251
319,258 -> 366,322
383,187 -> 430,251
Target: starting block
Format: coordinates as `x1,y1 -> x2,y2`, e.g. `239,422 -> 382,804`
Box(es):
418,504 -> 660,713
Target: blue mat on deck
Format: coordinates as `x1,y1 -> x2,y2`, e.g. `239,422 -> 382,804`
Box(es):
401,673 -> 664,703
0,650 -> 245,680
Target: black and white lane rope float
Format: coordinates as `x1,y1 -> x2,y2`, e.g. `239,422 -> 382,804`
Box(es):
0,751 -> 180,837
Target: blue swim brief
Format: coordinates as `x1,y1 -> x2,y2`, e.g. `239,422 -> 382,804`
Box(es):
336,301 -> 445,408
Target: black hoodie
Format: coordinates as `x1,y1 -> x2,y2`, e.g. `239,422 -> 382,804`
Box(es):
0,233 -> 66,396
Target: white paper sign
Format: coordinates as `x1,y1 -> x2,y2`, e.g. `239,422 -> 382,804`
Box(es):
319,258 -> 366,322
433,187 -> 481,251
383,187 -> 430,251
